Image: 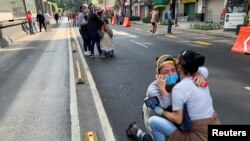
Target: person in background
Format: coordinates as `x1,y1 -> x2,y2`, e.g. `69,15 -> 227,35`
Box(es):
150,6 -> 159,35
54,12 -> 59,24
87,4 -> 104,57
71,11 -> 77,26
37,10 -> 47,32
32,13 -> 38,33
98,23 -> 114,57
78,4 -> 91,55
44,11 -> 52,32
167,8 -> 173,34
26,10 -> 35,35
110,11 -> 114,23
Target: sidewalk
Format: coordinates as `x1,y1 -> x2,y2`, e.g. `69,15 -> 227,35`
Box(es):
132,21 -> 237,39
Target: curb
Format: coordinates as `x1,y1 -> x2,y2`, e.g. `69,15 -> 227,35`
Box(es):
174,28 -> 237,39
131,22 -> 237,39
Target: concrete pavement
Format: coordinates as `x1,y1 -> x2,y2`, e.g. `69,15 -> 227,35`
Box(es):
131,21 -> 237,39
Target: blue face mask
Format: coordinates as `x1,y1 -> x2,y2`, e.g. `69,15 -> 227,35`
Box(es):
165,73 -> 179,86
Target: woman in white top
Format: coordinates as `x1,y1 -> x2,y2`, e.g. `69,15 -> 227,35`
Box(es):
44,11 -> 51,31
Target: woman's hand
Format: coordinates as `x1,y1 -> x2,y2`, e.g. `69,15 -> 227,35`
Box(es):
156,74 -> 168,96
193,74 -> 207,87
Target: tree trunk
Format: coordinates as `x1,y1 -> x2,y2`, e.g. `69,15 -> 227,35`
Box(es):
129,0 -> 132,16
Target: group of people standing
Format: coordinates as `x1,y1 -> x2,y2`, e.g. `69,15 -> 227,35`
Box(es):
150,6 -> 173,35
26,10 -> 52,35
126,50 -> 221,141
77,3 -> 114,58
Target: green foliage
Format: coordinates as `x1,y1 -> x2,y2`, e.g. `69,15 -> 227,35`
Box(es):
58,8 -> 63,13
51,2 -> 58,12
190,23 -> 222,30
155,0 -> 168,5
142,16 -> 151,23
155,5 -> 166,11
160,21 -> 169,25
113,3 -> 120,11
243,15 -> 249,26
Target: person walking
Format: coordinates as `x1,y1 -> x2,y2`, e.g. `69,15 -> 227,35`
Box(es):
44,11 -> 52,31
26,10 -> 35,35
150,6 -> 159,35
37,10 -> 47,32
71,11 -> 77,26
54,12 -> 59,24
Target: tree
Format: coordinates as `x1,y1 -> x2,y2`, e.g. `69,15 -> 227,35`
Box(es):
48,0 -> 85,11
58,8 -> 63,13
113,2 -> 120,11
51,2 -> 58,12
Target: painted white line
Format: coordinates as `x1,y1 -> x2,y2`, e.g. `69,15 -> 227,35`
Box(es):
244,87 -> 250,91
74,29 -> 116,141
130,39 -> 149,48
68,24 -> 81,141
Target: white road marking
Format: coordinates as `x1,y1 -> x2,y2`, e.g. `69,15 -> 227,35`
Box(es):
130,39 -> 149,48
68,24 -> 81,141
244,87 -> 250,91
74,27 -> 116,141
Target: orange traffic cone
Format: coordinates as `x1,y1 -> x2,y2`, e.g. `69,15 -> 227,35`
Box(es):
112,16 -> 116,25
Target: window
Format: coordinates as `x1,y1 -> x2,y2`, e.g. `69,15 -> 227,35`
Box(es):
11,0 -> 26,18
226,0 -> 247,13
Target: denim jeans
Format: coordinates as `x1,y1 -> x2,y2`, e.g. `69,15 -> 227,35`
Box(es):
148,116 -> 177,141
28,23 -> 34,34
88,29 -> 101,55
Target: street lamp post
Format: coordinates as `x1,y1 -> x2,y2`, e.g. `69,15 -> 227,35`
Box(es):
104,0 -> 107,17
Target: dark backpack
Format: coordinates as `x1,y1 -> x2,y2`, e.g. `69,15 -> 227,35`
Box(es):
80,15 -> 89,38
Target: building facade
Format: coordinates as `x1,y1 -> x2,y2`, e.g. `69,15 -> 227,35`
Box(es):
0,0 -> 53,47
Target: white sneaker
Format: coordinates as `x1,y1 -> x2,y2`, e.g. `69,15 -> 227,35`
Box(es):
87,51 -> 91,55
84,51 -> 88,55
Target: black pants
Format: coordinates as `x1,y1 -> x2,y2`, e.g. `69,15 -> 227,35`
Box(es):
39,21 -> 47,32
168,19 -> 172,33
83,38 -> 91,52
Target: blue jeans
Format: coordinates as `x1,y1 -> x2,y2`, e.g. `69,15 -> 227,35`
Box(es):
88,29 -> 102,55
28,23 -> 34,34
149,116 -> 177,141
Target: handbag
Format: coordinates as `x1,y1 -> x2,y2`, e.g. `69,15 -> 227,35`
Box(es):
177,103 -> 192,131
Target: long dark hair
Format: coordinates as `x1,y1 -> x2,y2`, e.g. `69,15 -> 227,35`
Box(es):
178,50 -> 205,75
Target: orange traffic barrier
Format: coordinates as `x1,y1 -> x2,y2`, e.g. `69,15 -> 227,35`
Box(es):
231,25 -> 250,54
122,17 -> 131,27
112,16 -> 116,25
122,17 -> 127,26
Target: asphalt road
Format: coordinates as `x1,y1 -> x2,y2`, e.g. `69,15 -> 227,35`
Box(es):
83,24 -> 250,141
0,20 -> 71,141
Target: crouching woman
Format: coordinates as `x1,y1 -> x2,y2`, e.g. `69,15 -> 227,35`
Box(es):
149,50 -> 221,141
